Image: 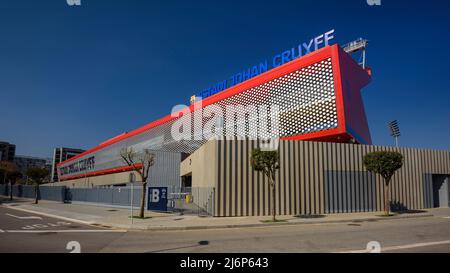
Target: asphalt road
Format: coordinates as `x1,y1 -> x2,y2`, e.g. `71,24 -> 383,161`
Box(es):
1,204 -> 450,253
100,213 -> 450,253
0,206 -> 126,253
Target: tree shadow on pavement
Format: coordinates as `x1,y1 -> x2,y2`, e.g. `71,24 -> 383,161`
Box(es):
390,201 -> 427,214
145,240 -> 210,253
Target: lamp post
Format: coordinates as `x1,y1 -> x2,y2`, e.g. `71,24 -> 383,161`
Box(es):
388,120 -> 401,148
129,172 -> 135,225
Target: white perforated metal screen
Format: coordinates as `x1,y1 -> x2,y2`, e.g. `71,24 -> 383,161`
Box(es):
59,57 -> 337,179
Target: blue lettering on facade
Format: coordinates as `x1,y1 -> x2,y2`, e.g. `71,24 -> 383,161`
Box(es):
195,29 -> 335,100
272,54 -> 282,68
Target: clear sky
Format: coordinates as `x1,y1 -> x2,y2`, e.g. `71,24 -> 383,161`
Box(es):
1,0 -> 450,158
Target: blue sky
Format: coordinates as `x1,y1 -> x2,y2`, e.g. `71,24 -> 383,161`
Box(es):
1,0 -> 450,158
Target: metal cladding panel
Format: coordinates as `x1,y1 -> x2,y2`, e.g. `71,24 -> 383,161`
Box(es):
58,45 -> 371,181
337,46 -> 372,144
212,140 -> 450,217
59,148 -> 183,185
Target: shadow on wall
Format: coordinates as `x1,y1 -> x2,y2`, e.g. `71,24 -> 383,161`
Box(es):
390,201 -> 426,214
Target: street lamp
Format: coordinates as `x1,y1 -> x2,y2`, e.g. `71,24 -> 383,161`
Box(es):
129,172 -> 136,225
388,120 -> 401,148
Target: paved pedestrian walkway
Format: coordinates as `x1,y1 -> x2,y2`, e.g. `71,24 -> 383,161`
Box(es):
0,196 -> 437,231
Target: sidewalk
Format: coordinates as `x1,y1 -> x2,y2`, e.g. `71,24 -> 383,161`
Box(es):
0,197 -> 436,231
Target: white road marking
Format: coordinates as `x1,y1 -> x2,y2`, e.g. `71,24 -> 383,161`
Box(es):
0,229 -> 4,233
5,213 -> 43,220
22,222 -> 74,230
5,229 -> 127,233
2,205 -> 100,227
338,240 -> 450,253
443,217 -> 450,219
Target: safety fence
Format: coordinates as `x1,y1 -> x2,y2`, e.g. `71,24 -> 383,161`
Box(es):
0,184 -> 215,216
66,186 -> 143,207
0,184 -> 66,202
168,186 -> 215,216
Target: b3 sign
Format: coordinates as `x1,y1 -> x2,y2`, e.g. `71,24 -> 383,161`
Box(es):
147,187 -> 168,212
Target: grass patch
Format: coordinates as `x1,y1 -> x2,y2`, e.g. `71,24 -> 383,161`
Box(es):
260,219 -> 288,224
129,216 -> 152,219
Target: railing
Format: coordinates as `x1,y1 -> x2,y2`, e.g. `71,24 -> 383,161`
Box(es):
167,186 -> 215,216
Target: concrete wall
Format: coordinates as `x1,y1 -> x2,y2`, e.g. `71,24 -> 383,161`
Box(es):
185,139 -> 450,217
180,140 -> 218,188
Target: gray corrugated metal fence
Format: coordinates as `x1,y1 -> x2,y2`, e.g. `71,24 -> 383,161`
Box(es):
0,184 -> 215,215
66,187 -> 142,207
0,184 -> 8,196
0,184 -> 140,206
324,171 -> 376,213
214,140 -> 450,217
423,174 -> 433,209
0,185 -> 66,202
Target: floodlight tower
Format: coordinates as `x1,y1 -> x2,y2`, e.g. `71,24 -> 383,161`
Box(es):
343,38 -> 369,69
388,120 -> 401,148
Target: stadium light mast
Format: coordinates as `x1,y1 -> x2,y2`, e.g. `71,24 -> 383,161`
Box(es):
388,120 -> 401,148
343,38 -> 369,69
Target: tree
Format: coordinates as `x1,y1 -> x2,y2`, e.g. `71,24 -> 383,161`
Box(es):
250,148 -> 280,222
26,167 -> 49,204
0,161 -> 19,200
363,151 -> 403,215
120,147 -> 155,219
8,171 -> 23,185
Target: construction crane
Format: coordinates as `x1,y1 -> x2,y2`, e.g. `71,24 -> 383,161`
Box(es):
343,38 -> 369,69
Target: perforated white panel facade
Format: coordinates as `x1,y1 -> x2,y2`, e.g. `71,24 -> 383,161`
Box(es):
59,58 -> 337,179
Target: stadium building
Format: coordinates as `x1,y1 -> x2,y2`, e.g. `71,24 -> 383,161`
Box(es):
53,43 -> 450,216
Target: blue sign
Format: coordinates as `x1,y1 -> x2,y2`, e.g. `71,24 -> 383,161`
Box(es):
147,187 -> 168,212
195,29 -> 336,101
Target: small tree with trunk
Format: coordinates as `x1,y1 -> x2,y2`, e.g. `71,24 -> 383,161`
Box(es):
0,161 -> 20,200
120,147 -> 155,219
250,148 -> 280,222
26,167 -> 49,204
363,151 -> 403,216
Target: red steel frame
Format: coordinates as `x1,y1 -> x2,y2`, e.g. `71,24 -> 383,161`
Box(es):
58,44 -> 371,180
